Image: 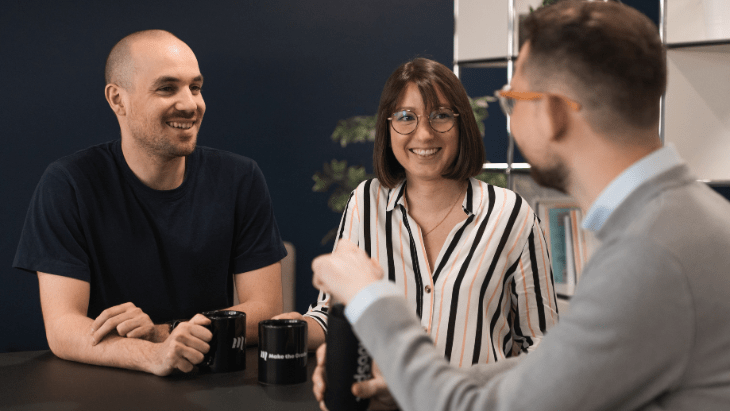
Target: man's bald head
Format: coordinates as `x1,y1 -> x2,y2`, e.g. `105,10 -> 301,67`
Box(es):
105,30 -> 184,89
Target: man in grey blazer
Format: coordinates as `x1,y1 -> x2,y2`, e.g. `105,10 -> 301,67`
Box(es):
311,2 -> 730,410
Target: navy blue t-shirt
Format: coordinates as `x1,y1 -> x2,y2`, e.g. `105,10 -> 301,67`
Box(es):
13,140 -> 287,323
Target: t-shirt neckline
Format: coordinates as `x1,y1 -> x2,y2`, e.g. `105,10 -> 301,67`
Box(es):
112,139 -> 195,201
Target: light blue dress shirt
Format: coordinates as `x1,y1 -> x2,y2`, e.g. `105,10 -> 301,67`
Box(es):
581,144 -> 684,232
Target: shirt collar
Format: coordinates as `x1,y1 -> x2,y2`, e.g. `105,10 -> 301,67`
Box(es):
386,180 -> 407,212
385,178 -> 479,216
582,144 -> 683,232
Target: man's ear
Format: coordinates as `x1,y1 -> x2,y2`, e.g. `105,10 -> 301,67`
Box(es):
546,95 -> 569,141
105,83 -> 126,117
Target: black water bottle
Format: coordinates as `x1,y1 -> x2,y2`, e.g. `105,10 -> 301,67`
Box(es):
325,303 -> 372,411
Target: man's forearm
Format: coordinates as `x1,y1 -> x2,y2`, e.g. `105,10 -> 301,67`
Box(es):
46,312 -> 158,373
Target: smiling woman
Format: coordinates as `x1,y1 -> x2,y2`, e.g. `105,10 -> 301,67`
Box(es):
285,59 -> 558,377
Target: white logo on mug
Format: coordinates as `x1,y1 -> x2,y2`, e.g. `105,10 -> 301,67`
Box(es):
261,351 -> 269,361
232,336 -> 245,350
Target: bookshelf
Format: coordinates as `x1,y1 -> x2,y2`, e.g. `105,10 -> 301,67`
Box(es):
663,0 -> 730,185
454,0 -> 542,190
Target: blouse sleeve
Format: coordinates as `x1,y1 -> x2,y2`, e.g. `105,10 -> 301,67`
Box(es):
509,214 -> 559,354
303,189 -> 362,333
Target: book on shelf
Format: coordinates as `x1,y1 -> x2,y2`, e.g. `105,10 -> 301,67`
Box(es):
535,197 -> 597,298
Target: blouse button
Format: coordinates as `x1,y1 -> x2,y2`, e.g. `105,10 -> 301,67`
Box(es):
424,285 -> 432,293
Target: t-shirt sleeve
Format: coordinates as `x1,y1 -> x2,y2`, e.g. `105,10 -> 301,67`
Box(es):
13,163 -> 91,281
230,161 -> 287,274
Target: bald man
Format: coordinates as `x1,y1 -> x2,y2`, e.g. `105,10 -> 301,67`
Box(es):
13,30 -> 287,376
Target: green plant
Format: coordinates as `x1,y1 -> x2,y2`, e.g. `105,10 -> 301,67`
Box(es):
530,0 -> 560,13
313,95 -> 503,244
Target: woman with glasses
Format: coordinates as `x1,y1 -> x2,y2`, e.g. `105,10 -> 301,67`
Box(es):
280,57 -> 557,390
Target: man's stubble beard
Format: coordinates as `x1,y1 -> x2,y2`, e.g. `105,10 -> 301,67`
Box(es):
128,120 -> 198,160
526,153 -> 570,195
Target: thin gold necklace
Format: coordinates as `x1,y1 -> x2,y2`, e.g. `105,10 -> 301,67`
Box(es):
422,187 -> 464,236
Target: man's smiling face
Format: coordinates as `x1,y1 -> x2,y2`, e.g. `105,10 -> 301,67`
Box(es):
124,36 -> 205,159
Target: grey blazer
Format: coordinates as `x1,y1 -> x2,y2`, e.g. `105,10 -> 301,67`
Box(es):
353,164 -> 730,411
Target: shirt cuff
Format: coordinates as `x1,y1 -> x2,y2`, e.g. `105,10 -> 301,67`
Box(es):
345,281 -> 402,324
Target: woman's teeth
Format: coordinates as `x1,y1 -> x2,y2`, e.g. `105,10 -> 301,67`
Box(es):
411,148 -> 439,157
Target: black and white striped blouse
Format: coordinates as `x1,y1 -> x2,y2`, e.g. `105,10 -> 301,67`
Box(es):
305,177 -> 558,366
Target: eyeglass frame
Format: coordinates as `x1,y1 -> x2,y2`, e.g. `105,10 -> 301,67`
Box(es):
494,84 -> 581,117
387,107 -> 460,135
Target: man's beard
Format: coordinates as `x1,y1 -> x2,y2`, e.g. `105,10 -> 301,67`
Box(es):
530,160 -> 569,194
128,122 -> 197,159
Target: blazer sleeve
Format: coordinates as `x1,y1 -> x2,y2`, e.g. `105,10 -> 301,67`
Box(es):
351,238 -> 693,411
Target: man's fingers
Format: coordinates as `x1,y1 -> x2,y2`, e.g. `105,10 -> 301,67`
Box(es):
316,343 -> 327,365
186,323 -> 213,343
124,323 -> 155,339
188,314 -> 212,327
177,360 -> 195,373
352,378 -> 386,399
170,322 -> 211,354
115,317 -> 147,337
90,302 -> 134,333
312,371 -> 326,402
91,313 -> 132,344
164,335 -> 207,369
178,343 -> 206,366
334,238 -> 357,253
312,343 -> 327,402
311,256 -> 329,289
371,257 -> 384,279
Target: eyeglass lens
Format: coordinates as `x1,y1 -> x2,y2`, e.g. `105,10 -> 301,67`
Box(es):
390,108 -> 457,135
499,97 -> 515,116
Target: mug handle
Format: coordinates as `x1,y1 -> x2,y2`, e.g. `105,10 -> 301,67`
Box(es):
203,322 -> 217,367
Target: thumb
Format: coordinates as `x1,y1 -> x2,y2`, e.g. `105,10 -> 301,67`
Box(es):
189,314 -> 211,326
352,378 -> 383,399
370,257 -> 384,279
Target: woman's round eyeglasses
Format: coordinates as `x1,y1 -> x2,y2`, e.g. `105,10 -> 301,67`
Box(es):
387,108 -> 459,135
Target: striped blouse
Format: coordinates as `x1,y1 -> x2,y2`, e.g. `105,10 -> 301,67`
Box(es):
305,177 -> 558,367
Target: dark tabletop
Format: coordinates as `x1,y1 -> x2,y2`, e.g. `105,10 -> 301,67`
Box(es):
0,347 -> 320,411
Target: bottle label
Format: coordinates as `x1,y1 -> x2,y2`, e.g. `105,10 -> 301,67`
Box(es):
353,343 -> 372,383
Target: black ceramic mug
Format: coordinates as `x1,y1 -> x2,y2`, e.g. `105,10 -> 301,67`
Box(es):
199,310 -> 246,373
258,319 -> 308,384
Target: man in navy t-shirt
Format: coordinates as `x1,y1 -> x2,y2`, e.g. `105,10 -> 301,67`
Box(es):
13,29 -> 287,376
